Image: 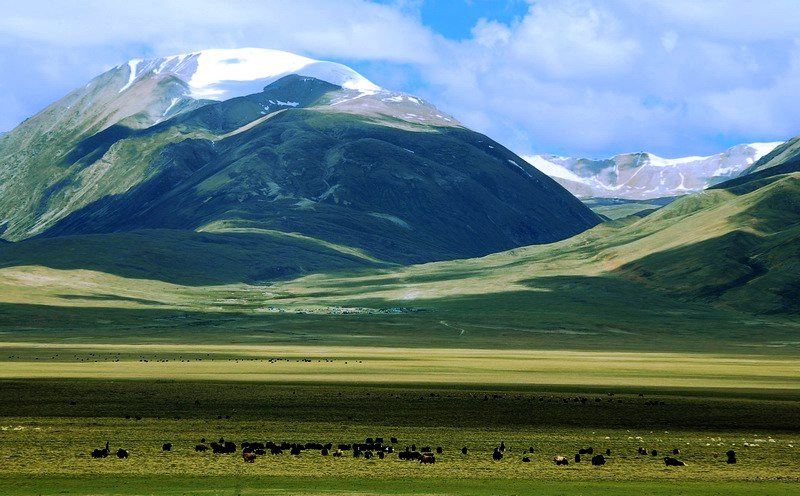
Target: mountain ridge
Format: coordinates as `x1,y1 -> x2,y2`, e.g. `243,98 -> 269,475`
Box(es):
524,142 -> 782,200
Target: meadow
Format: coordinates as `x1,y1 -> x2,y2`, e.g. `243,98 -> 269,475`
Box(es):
0,174 -> 799,493
0,341 -> 798,495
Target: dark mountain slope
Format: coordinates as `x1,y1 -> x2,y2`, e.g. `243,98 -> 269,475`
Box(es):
38,76 -> 600,265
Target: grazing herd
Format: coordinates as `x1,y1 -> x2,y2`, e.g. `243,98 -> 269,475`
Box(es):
90,442 -> 128,459
89,436 -> 737,469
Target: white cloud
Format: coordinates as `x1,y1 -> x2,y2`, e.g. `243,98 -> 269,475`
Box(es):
2,0 -> 800,158
472,18 -> 512,47
661,31 -> 678,53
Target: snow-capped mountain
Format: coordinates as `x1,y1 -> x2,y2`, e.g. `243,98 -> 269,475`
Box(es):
118,48 -> 380,100
523,142 -> 782,200
0,47 -> 599,261
0,48 -> 462,240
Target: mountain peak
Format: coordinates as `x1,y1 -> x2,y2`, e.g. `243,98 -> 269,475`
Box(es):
119,47 -> 380,101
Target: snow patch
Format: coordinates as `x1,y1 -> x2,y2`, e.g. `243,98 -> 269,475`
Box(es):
523,155 -> 585,183
184,48 -> 380,100
747,141 -> 783,160
162,97 -> 181,116
118,59 -> 141,93
508,159 -> 533,178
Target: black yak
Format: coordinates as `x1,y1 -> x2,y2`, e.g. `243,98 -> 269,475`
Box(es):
591,454 -> 606,466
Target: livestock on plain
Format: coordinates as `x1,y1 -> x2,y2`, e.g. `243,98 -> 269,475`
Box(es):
420,453 -> 436,464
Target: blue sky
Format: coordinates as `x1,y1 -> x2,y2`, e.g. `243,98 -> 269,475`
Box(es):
1,0 -> 800,158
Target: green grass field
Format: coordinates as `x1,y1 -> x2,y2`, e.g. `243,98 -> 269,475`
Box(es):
0,379 -> 798,495
0,175 -> 799,493
0,343 -> 798,494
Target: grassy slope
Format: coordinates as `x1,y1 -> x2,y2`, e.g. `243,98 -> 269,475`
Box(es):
0,229 -> 384,286
0,175 -> 798,353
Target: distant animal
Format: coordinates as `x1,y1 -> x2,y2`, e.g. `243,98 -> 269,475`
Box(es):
162,443 -> 172,451
575,454 -> 581,463
499,441 -> 506,451
436,447 -> 443,454
493,449 -> 503,461
242,452 -> 256,463
461,446 -> 468,455
401,451 -> 422,461
420,453 -> 436,464
522,457 -> 531,463
321,448 -> 329,456
664,457 -> 686,467
116,448 -> 129,459
553,456 -> 569,466
651,450 -> 658,456
390,437 -> 398,444
591,454 -> 606,466
91,441 -> 110,458
195,444 -> 209,452
726,450 -> 737,464
378,451 -> 385,459
333,449 -> 343,457
606,449 -> 611,456
672,448 -> 680,455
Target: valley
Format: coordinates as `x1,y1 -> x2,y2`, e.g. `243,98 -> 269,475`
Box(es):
0,45 -> 799,495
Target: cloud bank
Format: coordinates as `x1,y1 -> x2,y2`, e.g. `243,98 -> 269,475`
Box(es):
1,0 -> 799,157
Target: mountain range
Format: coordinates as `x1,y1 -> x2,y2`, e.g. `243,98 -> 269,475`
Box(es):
0,47 -> 799,320
524,142 -> 781,200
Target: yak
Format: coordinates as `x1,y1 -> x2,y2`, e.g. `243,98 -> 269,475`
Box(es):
591,454 -> 606,466
420,453 -> 436,464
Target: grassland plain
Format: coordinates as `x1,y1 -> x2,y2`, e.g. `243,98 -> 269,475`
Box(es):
0,344 -> 799,495
0,379 -> 799,495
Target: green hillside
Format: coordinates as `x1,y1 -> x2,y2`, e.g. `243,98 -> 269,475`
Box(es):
0,171 -> 798,352
1,75 -> 599,267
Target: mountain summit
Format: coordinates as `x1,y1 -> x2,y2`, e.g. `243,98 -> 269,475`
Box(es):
117,48 -> 380,101
0,48 -> 600,279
